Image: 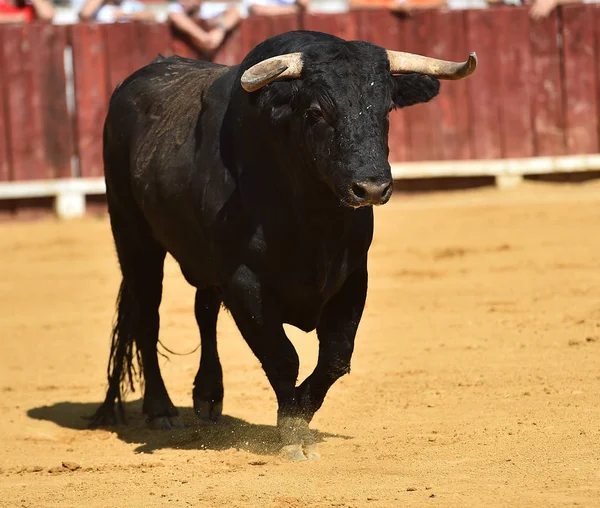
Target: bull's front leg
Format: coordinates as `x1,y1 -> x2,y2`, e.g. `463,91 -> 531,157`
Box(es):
223,264 -> 312,461
295,263 -> 368,456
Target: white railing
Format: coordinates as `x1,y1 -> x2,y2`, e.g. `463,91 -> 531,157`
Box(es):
1,153 -> 599,219
0,178 -> 106,219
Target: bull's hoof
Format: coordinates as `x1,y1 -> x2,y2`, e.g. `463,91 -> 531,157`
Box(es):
147,415 -> 185,430
86,402 -> 119,428
278,416 -> 320,461
281,445 -> 308,461
280,443 -> 321,461
194,399 -> 223,423
303,443 -> 321,460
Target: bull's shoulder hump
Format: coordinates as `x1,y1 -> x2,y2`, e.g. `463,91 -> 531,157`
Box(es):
114,57 -> 230,102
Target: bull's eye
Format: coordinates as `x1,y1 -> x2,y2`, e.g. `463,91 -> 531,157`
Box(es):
306,106 -> 324,123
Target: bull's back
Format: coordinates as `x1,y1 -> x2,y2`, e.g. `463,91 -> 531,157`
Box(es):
103,57 -> 230,278
105,56 -> 228,185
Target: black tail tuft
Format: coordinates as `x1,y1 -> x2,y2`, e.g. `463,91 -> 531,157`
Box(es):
88,280 -> 143,427
109,280 -> 143,417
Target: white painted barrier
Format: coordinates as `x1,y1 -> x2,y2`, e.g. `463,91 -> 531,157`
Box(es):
0,178 -> 106,219
0,153 -> 599,219
391,154 -> 600,190
391,154 -> 600,178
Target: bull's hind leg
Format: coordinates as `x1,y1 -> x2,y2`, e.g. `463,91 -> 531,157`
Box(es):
90,206 -> 180,430
193,287 -> 224,422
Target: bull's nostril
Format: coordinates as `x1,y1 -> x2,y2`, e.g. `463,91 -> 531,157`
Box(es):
351,184 -> 366,200
382,183 -> 392,197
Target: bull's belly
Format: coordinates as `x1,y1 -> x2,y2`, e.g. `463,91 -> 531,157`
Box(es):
173,251 -> 219,289
282,304 -> 324,333
277,278 -> 348,333
143,209 -> 220,288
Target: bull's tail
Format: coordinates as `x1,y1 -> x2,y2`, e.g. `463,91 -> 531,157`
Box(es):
88,280 -> 142,427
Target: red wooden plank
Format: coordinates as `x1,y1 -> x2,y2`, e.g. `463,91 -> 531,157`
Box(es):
27,24 -> 47,180
8,24 -> 54,218
70,24 -> 110,178
0,28 -> 10,183
128,22 -> 146,70
0,28 -> 13,218
353,9 -> 396,45
268,13 -> 301,36
171,35 -> 201,59
421,9 -> 471,160
213,24 -> 243,65
402,11 -> 442,161
218,14 -> 301,65
302,13 -> 335,36
2,24 -> 46,180
465,7 -> 503,160
352,8 -> 372,41
597,4 -> 600,152
169,19 -> 209,59
346,11 -> 360,41
39,24 -> 74,178
496,6 -> 534,158
529,10 -> 564,156
240,16 -> 273,56
303,13 -> 357,40
136,22 -> 172,67
102,23 -> 141,97
561,4 -> 598,154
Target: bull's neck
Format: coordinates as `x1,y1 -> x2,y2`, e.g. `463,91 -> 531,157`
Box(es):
239,153 -> 352,222
225,100 -> 357,223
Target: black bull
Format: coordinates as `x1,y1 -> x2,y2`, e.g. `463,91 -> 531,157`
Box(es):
90,30 -> 476,461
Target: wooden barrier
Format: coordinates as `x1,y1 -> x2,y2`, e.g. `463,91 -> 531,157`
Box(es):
70,24 -> 110,179
561,4 -> 598,155
1,5 -> 600,217
0,24 -> 74,216
70,22 -> 173,179
2,25 -> 51,181
0,28 -> 10,184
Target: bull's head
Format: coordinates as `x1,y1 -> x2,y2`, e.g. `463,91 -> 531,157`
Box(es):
239,38 -> 477,208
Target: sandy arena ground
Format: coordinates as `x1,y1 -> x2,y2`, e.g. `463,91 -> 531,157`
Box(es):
1,181 -> 599,507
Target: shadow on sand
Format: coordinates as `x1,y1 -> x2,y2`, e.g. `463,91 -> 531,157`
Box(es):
27,400 -> 351,455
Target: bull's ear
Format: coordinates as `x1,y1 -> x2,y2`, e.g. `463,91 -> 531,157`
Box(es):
391,74 -> 440,109
257,81 -> 297,125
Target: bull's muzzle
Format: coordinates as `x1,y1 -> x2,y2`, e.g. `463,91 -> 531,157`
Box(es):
348,179 -> 393,207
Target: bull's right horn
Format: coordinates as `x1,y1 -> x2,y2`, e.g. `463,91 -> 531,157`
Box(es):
241,53 -> 304,92
386,51 -> 477,80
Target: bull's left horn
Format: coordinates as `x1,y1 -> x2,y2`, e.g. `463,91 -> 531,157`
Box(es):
241,53 -> 303,92
387,51 -> 477,80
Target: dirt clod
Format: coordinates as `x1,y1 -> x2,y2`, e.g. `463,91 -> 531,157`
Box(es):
274,497 -> 299,504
